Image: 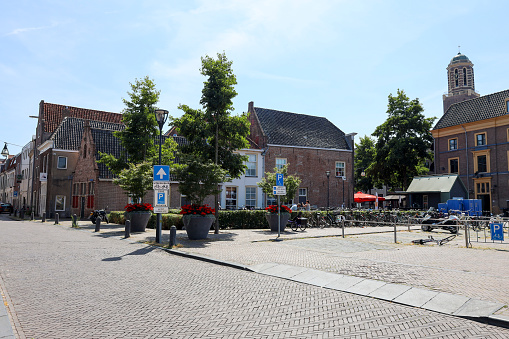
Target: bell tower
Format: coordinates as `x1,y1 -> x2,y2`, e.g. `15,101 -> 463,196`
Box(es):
442,51 -> 479,113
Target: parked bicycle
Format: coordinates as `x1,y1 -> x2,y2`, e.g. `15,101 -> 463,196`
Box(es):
287,212 -> 308,231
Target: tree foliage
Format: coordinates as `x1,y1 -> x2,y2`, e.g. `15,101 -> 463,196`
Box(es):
368,89 -> 435,190
354,135 -> 376,192
257,165 -> 302,204
99,76 -> 176,202
171,52 -> 250,218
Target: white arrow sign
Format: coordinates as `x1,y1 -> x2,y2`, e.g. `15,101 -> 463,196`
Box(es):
156,168 -> 166,179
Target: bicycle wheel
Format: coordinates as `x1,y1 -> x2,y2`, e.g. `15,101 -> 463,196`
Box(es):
290,221 -> 298,232
318,216 -> 326,228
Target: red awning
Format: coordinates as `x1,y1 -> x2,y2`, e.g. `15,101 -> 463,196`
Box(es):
354,191 -> 385,203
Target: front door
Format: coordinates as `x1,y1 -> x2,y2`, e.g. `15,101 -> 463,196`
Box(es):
474,178 -> 492,214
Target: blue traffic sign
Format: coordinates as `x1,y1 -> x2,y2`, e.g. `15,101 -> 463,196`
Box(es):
153,165 -> 170,181
490,222 -> 504,241
157,192 -> 166,205
276,173 -> 284,186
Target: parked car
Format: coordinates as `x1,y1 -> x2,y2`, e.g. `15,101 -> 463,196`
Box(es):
0,203 -> 13,213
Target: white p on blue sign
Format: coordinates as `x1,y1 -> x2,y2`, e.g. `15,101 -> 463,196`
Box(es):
276,173 -> 284,186
154,190 -> 167,207
153,165 -> 170,182
490,223 -> 504,241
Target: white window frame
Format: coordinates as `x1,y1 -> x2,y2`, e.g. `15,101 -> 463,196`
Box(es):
335,161 -> 345,177
275,158 -> 287,170
55,195 -> 66,211
245,154 -> 257,177
245,186 -> 257,208
57,156 -> 67,169
225,186 -> 237,210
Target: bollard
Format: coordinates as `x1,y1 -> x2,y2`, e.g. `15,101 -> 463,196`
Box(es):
169,225 -> 177,248
341,218 -> 345,238
95,217 -> 101,232
125,220 -> 131,238
31,212 -> 34,221
55,213 -> 59,224
394,222 -> 397,243
72,214 -> 77,227
42,212 -> 46,222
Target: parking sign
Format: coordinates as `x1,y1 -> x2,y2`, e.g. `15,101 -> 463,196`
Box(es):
490,222 -> 504,241
276,173 -> 284,186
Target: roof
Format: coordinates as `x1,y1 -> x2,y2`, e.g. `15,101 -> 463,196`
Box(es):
406,174 -> 462,193
449,53 -> 471,65
254,107 -> 350,150
433,89 -> 509,130
51,118 -> 125,151
42,102 -> 122,135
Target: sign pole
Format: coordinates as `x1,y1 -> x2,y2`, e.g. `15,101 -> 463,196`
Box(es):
277,195 -> 281,239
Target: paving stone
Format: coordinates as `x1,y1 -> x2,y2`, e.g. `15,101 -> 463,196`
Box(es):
422,292 -> 470,314
454,299 -> 505,317
368,283 -> 412,301
306,271 -> 345,287
393,287 -> 439,307
290,268 -> 324,284
323,275 -> 365,291
345,279 -> 387,295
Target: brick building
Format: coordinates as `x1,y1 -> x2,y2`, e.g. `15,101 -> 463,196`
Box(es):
432,53 -> 509,214
248,102 -> 356,208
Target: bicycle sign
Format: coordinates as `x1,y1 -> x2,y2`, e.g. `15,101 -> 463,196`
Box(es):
273,186 -> 286,196
490,222 -> 504,241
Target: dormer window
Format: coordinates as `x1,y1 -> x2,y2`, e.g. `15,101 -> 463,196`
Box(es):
506,99 -> 509,113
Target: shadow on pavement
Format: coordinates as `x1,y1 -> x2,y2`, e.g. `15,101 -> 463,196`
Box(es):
102,245 -> 155,262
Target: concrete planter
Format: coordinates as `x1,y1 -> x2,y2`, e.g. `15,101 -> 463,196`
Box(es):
265,213 -> 290,232
183,214 -> 215,240
125,211 -> 152,232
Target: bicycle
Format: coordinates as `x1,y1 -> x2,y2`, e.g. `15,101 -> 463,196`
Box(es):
308,211 -> 326,228
287,212 -> 308,231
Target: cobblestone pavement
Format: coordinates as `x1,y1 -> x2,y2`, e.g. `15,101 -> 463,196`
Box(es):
122,223 -> 509,318
1,218 -> 509,338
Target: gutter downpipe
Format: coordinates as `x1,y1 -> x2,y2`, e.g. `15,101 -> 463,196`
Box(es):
461,125 -> 470,198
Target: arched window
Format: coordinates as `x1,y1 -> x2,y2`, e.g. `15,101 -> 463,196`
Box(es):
463,68 -> 467,86
454,69 -> 459,87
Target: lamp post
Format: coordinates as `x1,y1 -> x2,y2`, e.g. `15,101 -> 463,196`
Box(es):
154,109 -> 169,244
326,170 -> 330,210
342,176 -> 345,208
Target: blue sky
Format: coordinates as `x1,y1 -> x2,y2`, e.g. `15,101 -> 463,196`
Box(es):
1,0 -> 509,155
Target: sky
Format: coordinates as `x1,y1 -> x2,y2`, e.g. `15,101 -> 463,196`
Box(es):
2,0 -> 509,155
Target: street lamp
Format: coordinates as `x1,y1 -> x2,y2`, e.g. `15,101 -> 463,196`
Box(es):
154,109 -> 169,244
1,143 -> 9,157
342,176 -> 346,208
326,170 -> 330,210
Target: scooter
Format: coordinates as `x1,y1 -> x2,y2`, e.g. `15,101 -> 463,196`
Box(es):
421,214 -> 459,234
89,209 -> 109,224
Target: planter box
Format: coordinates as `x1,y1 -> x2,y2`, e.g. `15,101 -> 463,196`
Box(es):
125,211 -> 152,232
265,213 -> 290,232
183,214 -> 215,240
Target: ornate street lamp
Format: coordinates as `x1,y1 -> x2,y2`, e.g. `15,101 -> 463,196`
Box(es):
154,109 -> 169,243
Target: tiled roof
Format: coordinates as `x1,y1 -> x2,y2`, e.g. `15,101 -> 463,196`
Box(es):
254,107 -> 350,150
51,118 -> 124,151
42,102 -> 122,134
92,129 -> 124,179
434,89 -> 509,130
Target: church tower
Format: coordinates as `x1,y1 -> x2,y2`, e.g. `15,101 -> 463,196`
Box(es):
442,52 -> 480,113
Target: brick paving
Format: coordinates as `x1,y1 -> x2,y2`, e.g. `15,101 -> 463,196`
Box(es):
1,217 -> 509,338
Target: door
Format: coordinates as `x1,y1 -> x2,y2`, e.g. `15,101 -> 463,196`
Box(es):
80,197 -> 86,219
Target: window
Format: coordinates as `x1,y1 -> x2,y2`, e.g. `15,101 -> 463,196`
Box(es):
298,188 -> 307,205
245,154 -> 257,177
225,187 -> 237,209
245,187 -> 257,208
475,132 -> 486,146
454,69 -> 459,87
477,155 -> 487,172
266,196 -> 276,207
335,162 -> 345,177
57,156 -> 67,169
275,158 -> 287,170
423,195 -> 428,209
448,138 -> 458,151
55,195 -> 65,211
449,158 -> 459,174
506,100 -> 509,113
180,195 -> 191,207
463,68 -> 467,86
472,149 -> 490,174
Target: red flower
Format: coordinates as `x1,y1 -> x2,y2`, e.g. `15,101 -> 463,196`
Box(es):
125,203 -> 153,212
179,204 -> 215,215
265,204 -> 291,214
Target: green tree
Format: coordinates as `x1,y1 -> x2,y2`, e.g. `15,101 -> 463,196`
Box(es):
172,53 -> 250,232
99,76 -> 176,202
354,135 -> 376,192
257,165 -> 302,204
368,89 -> 435,190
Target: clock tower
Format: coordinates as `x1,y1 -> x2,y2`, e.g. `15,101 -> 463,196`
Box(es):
442,52 -> 479,113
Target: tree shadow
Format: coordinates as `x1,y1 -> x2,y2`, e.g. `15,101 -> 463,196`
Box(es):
102,245 -> 155,262
174,231 -> 238,249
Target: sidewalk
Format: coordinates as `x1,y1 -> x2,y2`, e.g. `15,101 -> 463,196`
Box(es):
20,218 -> 509,326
